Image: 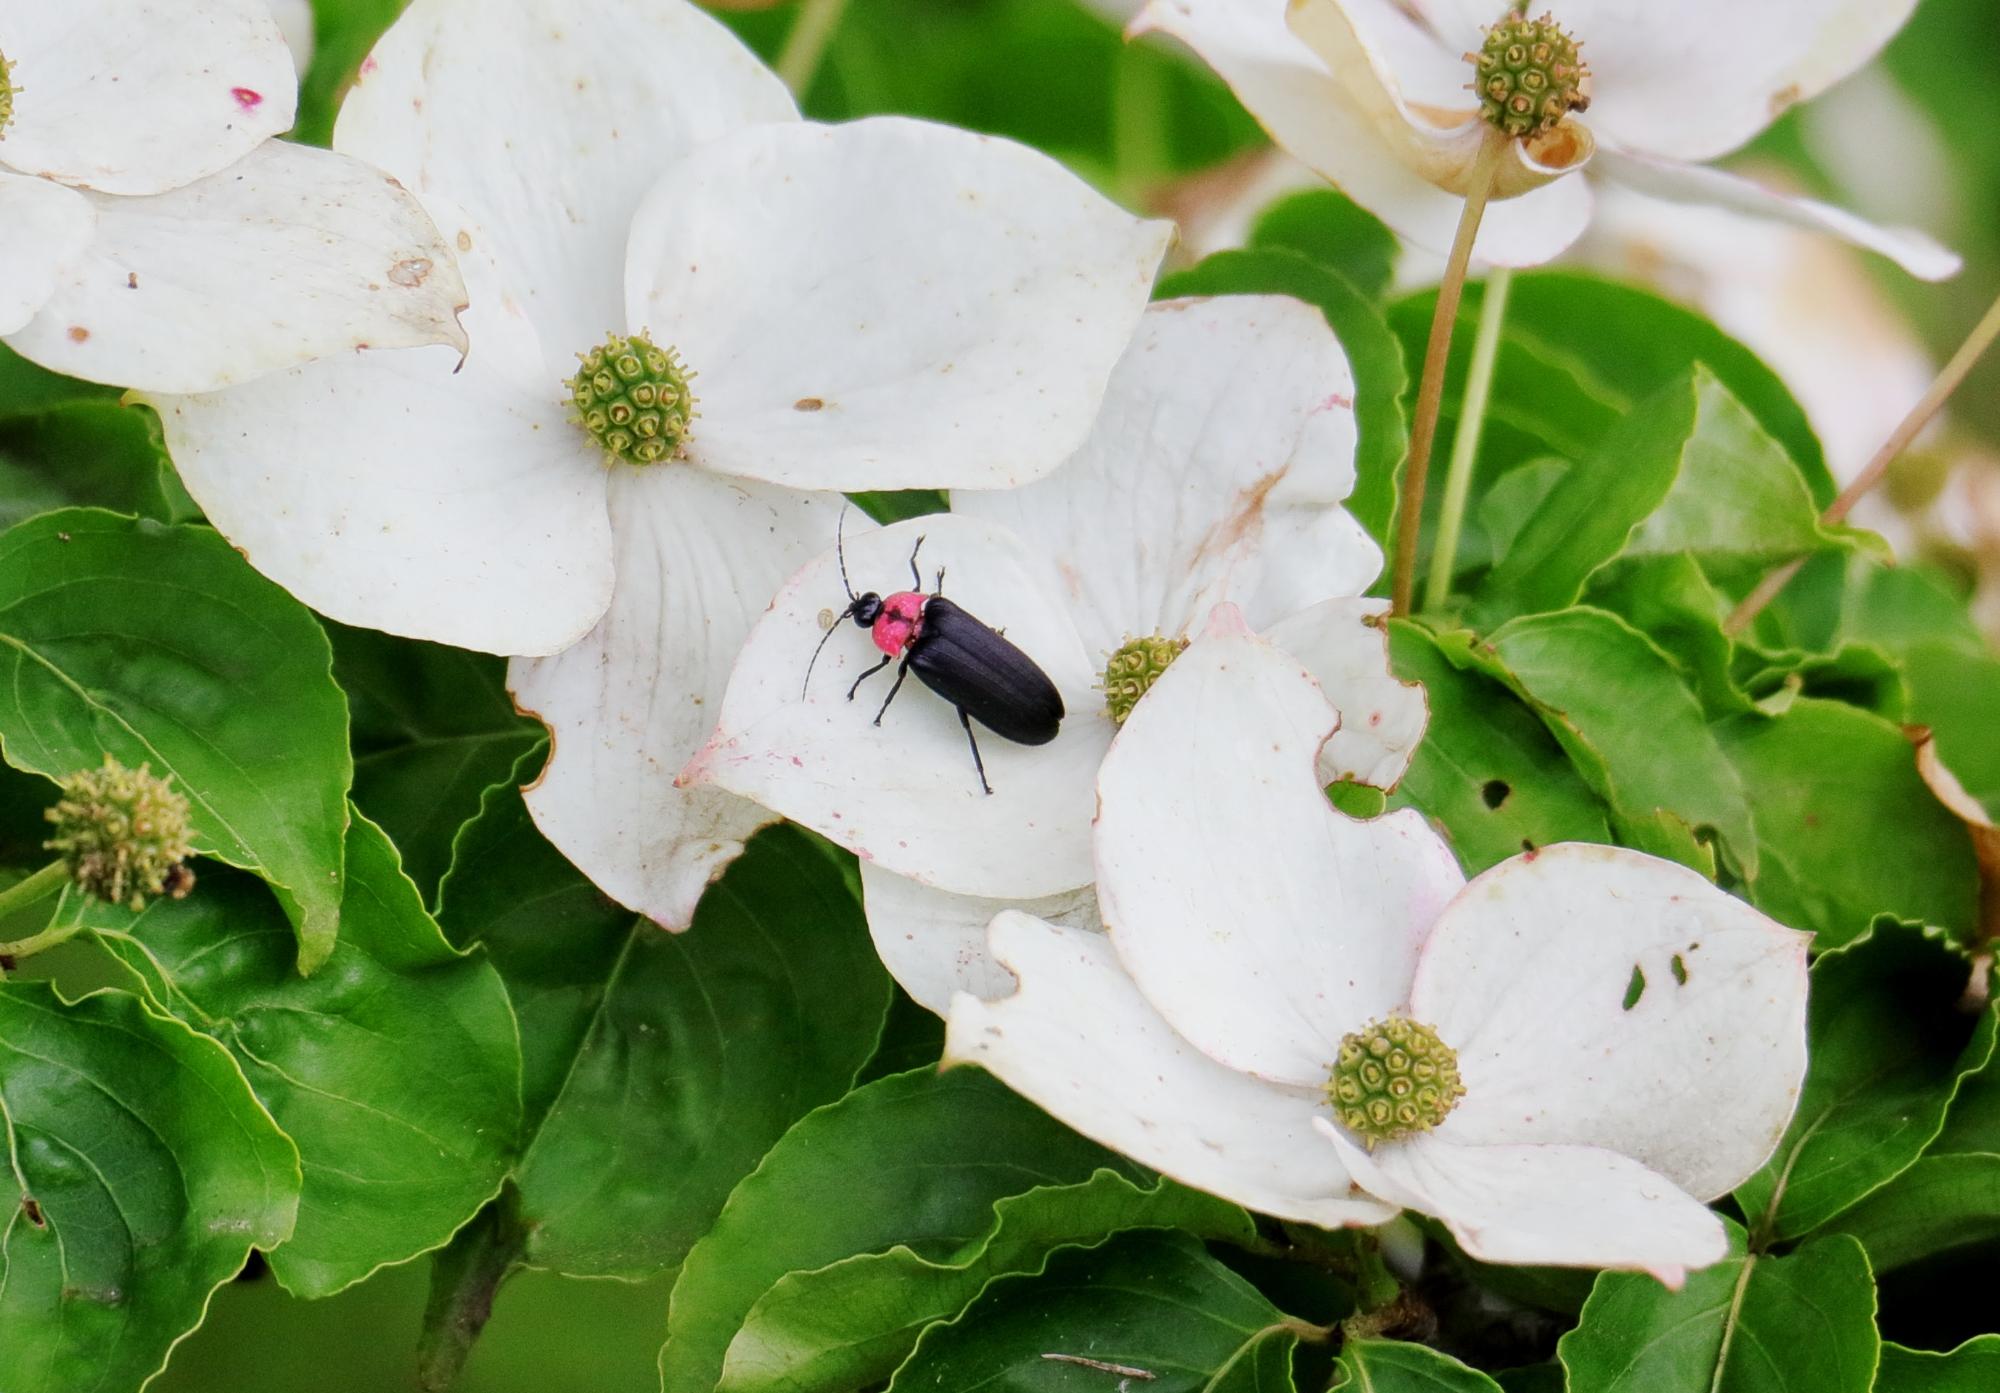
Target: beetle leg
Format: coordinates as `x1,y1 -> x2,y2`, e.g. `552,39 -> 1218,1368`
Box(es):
871,654 -> 914,726
907,536 -> 926,590
845,653 -> 892,701
932,566 -> 946,596
957,707 -> 993,796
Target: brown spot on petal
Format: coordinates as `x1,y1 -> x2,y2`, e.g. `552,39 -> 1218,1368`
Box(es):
1770,84 -> 1802,118
456,230 -> 474,253
388,258 -> 434,288
66,326 -> 90,343
794,397 -> 825,412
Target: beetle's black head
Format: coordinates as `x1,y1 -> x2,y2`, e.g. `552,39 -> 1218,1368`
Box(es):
852,593 -> 884,626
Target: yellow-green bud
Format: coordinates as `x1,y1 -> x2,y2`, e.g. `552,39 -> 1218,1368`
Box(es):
1468,12 -> 1589,139
568,331 -> 696,466
44,757 -> 197,911
1328,1016 -> 1466,1149
0,49 -> 15,137
1101,633 -> 1188,726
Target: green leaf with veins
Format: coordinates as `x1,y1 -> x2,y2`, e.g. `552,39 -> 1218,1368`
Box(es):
723,1166 -> 1255,1393
1558,1223 -> 1877,1393
0,401 -> 197,532
889,1231 -> 1299,1393
1334,1340 -> 1505,1392
1875,1337 -> 2000,1393
1385,620 -> 1612,873
72,810 -> 520,1299
660,1067 -> 1232,1393
1433,608 -> 1750,878
1249,187 -> 1399,300
1715,701 -> 1978,944
0,983 -> 300,1392
329,622 -> 544,904
1478,371 -> 1854,623
0,509 -> 351,971
1735,920 -> 1994,1243
434,765 -> 891,1278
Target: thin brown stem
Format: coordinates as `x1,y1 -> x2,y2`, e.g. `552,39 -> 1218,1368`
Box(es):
1392,128 -> 1509,616
1724,285 -> 2000,636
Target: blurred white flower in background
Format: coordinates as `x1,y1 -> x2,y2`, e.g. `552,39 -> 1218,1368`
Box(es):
1131,0 -> 1958,277
948,609 -> 1811,1280
0,0 -> 464,389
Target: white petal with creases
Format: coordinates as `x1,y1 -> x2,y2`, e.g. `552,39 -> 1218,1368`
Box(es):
861,863 -> 1100,1016
1096,606 -> 1465,1086
1322,1123 -> 1726,1284
1263,598 -> 1426,791
1408,843 -> 1810,1200
1133,0 -> 1594,266
0,171 -> 93,334
954,295 -> 1378,657
0,0 -> 294,194
627,116 -> 1172,491
511,468 -> 840,930
686,514 -> 1106,899
8,141 -> 469,392
334,0 -> 796,357
948,913 -> 1395,1227
151,339 -> 613,655
1593,148 -> 1959,281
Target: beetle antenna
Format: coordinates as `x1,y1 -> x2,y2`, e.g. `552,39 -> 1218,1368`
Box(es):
802,600 -> 858,698
834,505 -> 857,603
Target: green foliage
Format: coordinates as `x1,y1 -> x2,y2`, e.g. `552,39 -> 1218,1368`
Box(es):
1558,1223 -> 1878,1393
72,812 -> 521,1298
1336,1340 -> 1505,1392
0,509 -> 352,970
434,772 -> 893,1278
1736,921 -> 1995,1243
891,1231 -> 1299,1392
660,1067 -> 1250,1392
0,983 -> 301,1389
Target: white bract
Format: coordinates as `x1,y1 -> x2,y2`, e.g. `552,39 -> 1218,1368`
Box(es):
1131,0 -> 1958,278
686,295 -> 1426,1011
0,0 -> 467,388
145,0 -> 1168,930
947,608 -> 1810,1281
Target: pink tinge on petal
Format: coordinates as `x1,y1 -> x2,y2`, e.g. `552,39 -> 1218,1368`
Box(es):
231,87 -> 265,111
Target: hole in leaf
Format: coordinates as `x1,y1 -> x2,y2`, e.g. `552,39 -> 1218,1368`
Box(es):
1671,953 -> 1688,985
1622,965 -> 1646,1010
1480,779 -> 1511,809
22,1197 -> 45,1228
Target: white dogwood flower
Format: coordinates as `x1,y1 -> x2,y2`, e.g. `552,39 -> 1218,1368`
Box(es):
146,0 -> 1169,929
1130,0 -> 1958,277
685,295 -> 1426,1009
0,0 -> 467,388
947,608 -> 1810,1280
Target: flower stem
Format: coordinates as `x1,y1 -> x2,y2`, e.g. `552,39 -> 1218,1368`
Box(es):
1392,128 -> 1509,617
776,0 -> 852,98
1423,266 -> 1512,611
1723,285 -> 2000,637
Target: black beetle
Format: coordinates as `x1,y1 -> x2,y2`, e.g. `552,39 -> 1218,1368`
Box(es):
802,517 -> 1064,794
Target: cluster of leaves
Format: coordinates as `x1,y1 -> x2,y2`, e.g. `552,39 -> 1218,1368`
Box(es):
3,2 -> 2000,1392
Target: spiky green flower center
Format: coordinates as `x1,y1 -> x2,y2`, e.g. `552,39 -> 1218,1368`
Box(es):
0,49 -> 16,138
567,331 -> 696,466
43,757 -> 197,911
1469,12 -> 1589,139
1328,1016 -> 1466,1148
1102,633 -> 1188,725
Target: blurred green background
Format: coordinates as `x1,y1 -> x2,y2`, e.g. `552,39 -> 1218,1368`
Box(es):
149,0 -> 2000,1388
